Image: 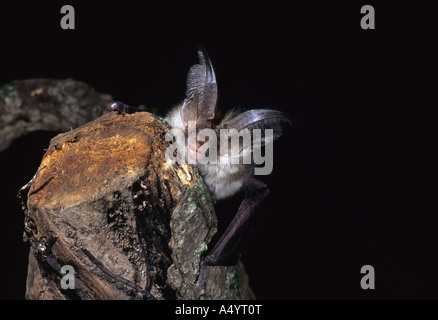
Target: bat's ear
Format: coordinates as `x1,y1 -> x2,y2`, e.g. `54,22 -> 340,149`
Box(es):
218,109 -> 292,154
219,109 -> 292,139
180,47 -> 218,130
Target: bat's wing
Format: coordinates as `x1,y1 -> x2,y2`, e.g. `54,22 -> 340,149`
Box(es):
217,109 -> 291,157
180,47 -> 218,130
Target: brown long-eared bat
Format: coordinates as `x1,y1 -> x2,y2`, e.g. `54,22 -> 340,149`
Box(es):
113,47 -> 291,286
164,47 -> 291,285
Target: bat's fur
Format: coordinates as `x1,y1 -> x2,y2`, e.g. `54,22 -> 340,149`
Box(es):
166,106 -> 254,200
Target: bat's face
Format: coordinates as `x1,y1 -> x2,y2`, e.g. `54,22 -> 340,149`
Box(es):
186,133 -> 206,162
184,120 -> 252,167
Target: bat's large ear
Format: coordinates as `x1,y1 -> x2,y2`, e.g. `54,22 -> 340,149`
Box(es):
180,47 -> 218,130
218,109 -> 292,141
218,109 -> 292,155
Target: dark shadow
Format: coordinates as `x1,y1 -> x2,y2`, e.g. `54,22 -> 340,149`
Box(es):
0,130 -> 60,299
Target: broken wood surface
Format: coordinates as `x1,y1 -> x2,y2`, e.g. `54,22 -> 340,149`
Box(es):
12,80 -> 255,300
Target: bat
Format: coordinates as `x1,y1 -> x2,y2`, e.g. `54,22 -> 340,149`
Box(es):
112,48 -> 291,286
164,47 -> 291,285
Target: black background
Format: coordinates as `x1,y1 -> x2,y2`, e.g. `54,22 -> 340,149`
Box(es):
0,2 -> 434,299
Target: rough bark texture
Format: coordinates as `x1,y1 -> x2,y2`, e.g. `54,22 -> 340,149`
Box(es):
12,79 -> 254,300
0,78 -> 113,152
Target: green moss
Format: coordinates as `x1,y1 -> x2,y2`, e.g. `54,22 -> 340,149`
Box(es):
194,242 -> 208,256
0,84 -> 15,99
163,120 -> 172,129
192,168 -> 215,223
225,264 -> 241,291
186,201 -> 197,213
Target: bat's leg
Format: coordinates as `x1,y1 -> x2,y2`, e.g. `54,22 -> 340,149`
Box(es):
197,177 -> 269,286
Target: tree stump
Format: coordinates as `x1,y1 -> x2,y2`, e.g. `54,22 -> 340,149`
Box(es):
19,109 -> 254,299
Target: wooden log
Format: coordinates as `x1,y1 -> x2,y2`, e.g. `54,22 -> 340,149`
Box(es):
18,100 -> 254,299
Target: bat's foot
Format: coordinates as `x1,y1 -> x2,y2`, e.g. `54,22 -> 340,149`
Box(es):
196,178 -> 269,287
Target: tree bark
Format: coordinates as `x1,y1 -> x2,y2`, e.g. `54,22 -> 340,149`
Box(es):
11,79 -> 255,300
0,78 -> 112,152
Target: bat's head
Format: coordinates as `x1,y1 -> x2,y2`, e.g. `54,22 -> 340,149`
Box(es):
165,47 -> 291,177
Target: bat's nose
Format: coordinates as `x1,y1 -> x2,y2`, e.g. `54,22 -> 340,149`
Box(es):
187,145 -> 198,160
